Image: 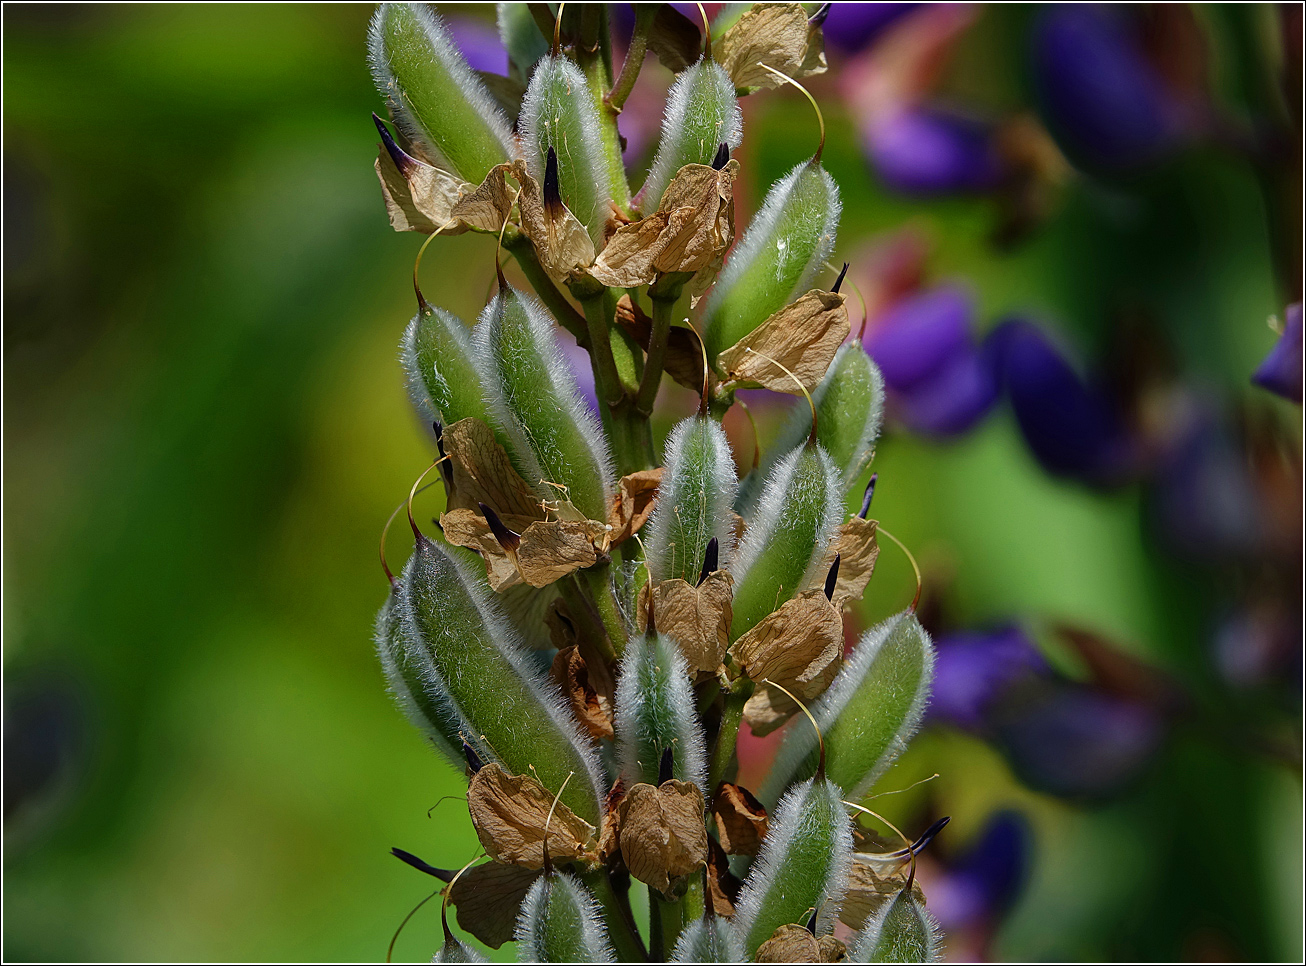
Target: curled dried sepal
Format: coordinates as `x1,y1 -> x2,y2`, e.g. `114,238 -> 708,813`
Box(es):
590,160 -> 739,288
439,418 -> 541,519
805,517 -> 880,613
755,923 -> 821,963
715,2 -> 828,93
374,123 -> 470,234
368,3 -> 515,183
614,633 -> 709,789
439,509 -> 604,591
762,611 -> 934,807
716,289 -> 850,392
552,644 -> 615,741
730,776 -> 853,959
848,888 -> 942,963
447,860 -> 542,950
712,782 -> 769,856
606,468 -> 664,545
467,762 -> 598,869
645,416 -> 740,584
514,872 -> 617,963
615,780 -> 709,895
641,59 -> 743,209
671,916 -> 734,963
636,571 -> 734,677
513,158 -> 598,283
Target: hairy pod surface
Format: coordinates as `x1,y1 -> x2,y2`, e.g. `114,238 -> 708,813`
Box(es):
496,2 -> 548,81
849,888 -> 942,963
729,443 -> 843,640
402,305 -> 492,428
368,2 -> 516,183
739,341 -> 886,513
434,935 -> 488,963
473,286 -> 614,521
671,916 -> 734,963
703,160 -> 841,360
375,589 -> 462,765
762,611 -> 934,807
640,58 -> 743,209
614,633 -> 708,788
393,537 -> 603,823
731,776 -> 853,959
520,55 -> 611,245
515,873 -> 617,963
645,416 -> 739,584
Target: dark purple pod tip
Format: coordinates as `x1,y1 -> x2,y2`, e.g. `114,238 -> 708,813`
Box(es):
1252,303 -> 1303,404
391,847 -> 455,881
462,741 -> 485,774
859,473 -> 878,519
373,112 -> 420,178
479,502 -> 521,552
698,537 -> 719,586
658,746 -> 674,785
832,262 -> 849,295
824,553 -> 841,601
543,146 -> 563,214
711,142 -> 731,170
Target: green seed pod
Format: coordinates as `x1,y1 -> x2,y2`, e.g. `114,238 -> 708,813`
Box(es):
473,286 -> 613,521
848,888 -> 942,963
401,305 -> 493,429
393,536 -> 604,823
515,873 -> 617,963
434,934 -> 487,964
738,341 -> 885,513
645,416 -> 739,584
520,55 -> 611,245
497,1 -> 549,81
702,160 -> 840,360
368,2 -> 516,184
761,611 -> 934,807
730,776 -> 853,959
614,633 -> 708,788
671,916 -> 734,963
639,58 -> 743,209
375,588 -> 461,765
729,443 -> 842,640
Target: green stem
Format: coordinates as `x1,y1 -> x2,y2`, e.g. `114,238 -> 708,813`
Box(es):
707,681 -> 752,792
577,6 -> 631,214
584,869 -> 649,963
651,890 -> 685,960
607,6 -> 656,114
579,291 -> 625,408
682,875 -> 705,925
579,561 -> 630,657
636,292 -> 678,416
507,239 -> 588,343
558,574 -> 616,664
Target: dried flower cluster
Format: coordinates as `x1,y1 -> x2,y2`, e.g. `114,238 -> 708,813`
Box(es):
369,4 -> 940,962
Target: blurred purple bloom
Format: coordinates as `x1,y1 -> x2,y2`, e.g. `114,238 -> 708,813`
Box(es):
864,106 -> 1004,195
929,626 -> 1048,731
824,3 -> 919,54
447,16 -> 507,75
558,335 -> 600,417
866,286 -> 1000,437
1252,302 -> 1303,403
1031,5 -> 1184,171
927,810 -> 1031,931
990,318 -> 1137,485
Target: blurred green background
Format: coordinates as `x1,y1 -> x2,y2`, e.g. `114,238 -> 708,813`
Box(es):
3,3 -> 1300,962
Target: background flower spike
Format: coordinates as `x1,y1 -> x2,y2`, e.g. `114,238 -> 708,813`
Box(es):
368,2 -> 516,183
514,872 -> 617,963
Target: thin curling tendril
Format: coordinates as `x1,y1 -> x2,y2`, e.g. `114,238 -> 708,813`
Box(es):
743,346 -> 817,445
758,64 -> 825,164
407,460 -> 445,540
414,217 -> 458,310
876,525 -> 922,612
760,678 -> 825,778
380,477 -> 443,585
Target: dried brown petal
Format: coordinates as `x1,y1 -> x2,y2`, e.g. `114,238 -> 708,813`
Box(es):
551,644 -> 614,740
448,861 -> 541,949
716,3 -> 828,92
818,935 -> 849,962
616,780 -> 708,896
717,290 -> 850,393
449,161 -> 519,232
614,295 -> 706,393
439,507 -> 527,591
706,835 -> 741,916
442,417 -> 544,520
598,777 -> 626,862
590,161 -> 739,288
636,572 -> 734,676
608,468 -> 664,545
756,923 -> 821,963
711,782 -> 769,856
515,519 -> 603,587
512,159 -> 596,283
646,4 -> 702,73
839,860 -> 925,930
806,517 -> 879,611
466,762 -> 598,869
375,147 -> 471,234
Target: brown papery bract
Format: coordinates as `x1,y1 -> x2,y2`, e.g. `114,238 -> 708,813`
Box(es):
466,763 -> 598,869
717,290 -> 850,392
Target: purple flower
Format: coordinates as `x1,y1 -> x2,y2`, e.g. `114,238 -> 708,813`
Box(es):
863,105 -> 1005,196
927,810 -> 1031,931
447,16 -> 507,75
929,626 -> 1048,732
866,285 -> 1000,437
1252,302 -> 1303,403
1031,5 -> 1186,172
989,318 -> 1137,485
823,3 -> 919,54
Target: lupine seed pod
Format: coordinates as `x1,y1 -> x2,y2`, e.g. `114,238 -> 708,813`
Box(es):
671,916 -> 734,963
393,536 -> 604,823
761,611 -> 934,807
614,633 -> 708,789
520,55 -> 612,245
375,589 -> 461,765
729,443 -> 843,640
514,873 -> 617,963
703,160 -> 841,360
496,2 -> 548,81
738,341 -> 886,513
848,888 -> 942,963
401,305 -> 493,429
639,58 -> 743,210
368,3 -> 516,184
644,416 -> 739,584
435,935 -> 488,964
473,286 -> 614,522
730,776 -> 853,959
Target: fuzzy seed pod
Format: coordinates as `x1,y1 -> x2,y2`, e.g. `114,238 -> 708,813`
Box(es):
497,2 -> 548,81
671,916 -> 734,963
434,935 -> 488,963
703,160 -> 841,360
640,58 -> 743,209
739,341 -> 885,513
387,537 -> 604,823
848,888 -> 942,963
762,611 -> 934,807
473,286 -> 614,522
514,873 -> 617,963
644,416 -> 739,584
614,633 -> 708,789
520,55 -> 612,245
729,443 -> 843,640
368,2 -> 516,183
401,305 -> 492,429
730,776 -> 853,959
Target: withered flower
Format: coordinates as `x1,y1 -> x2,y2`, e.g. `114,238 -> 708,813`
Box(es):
717,290 -> 851,393
715,3 -> 828,92
711,782 -> 769,856
614,780 -> 708,896
636,570 -> 734,677
466,763 -> 598,869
